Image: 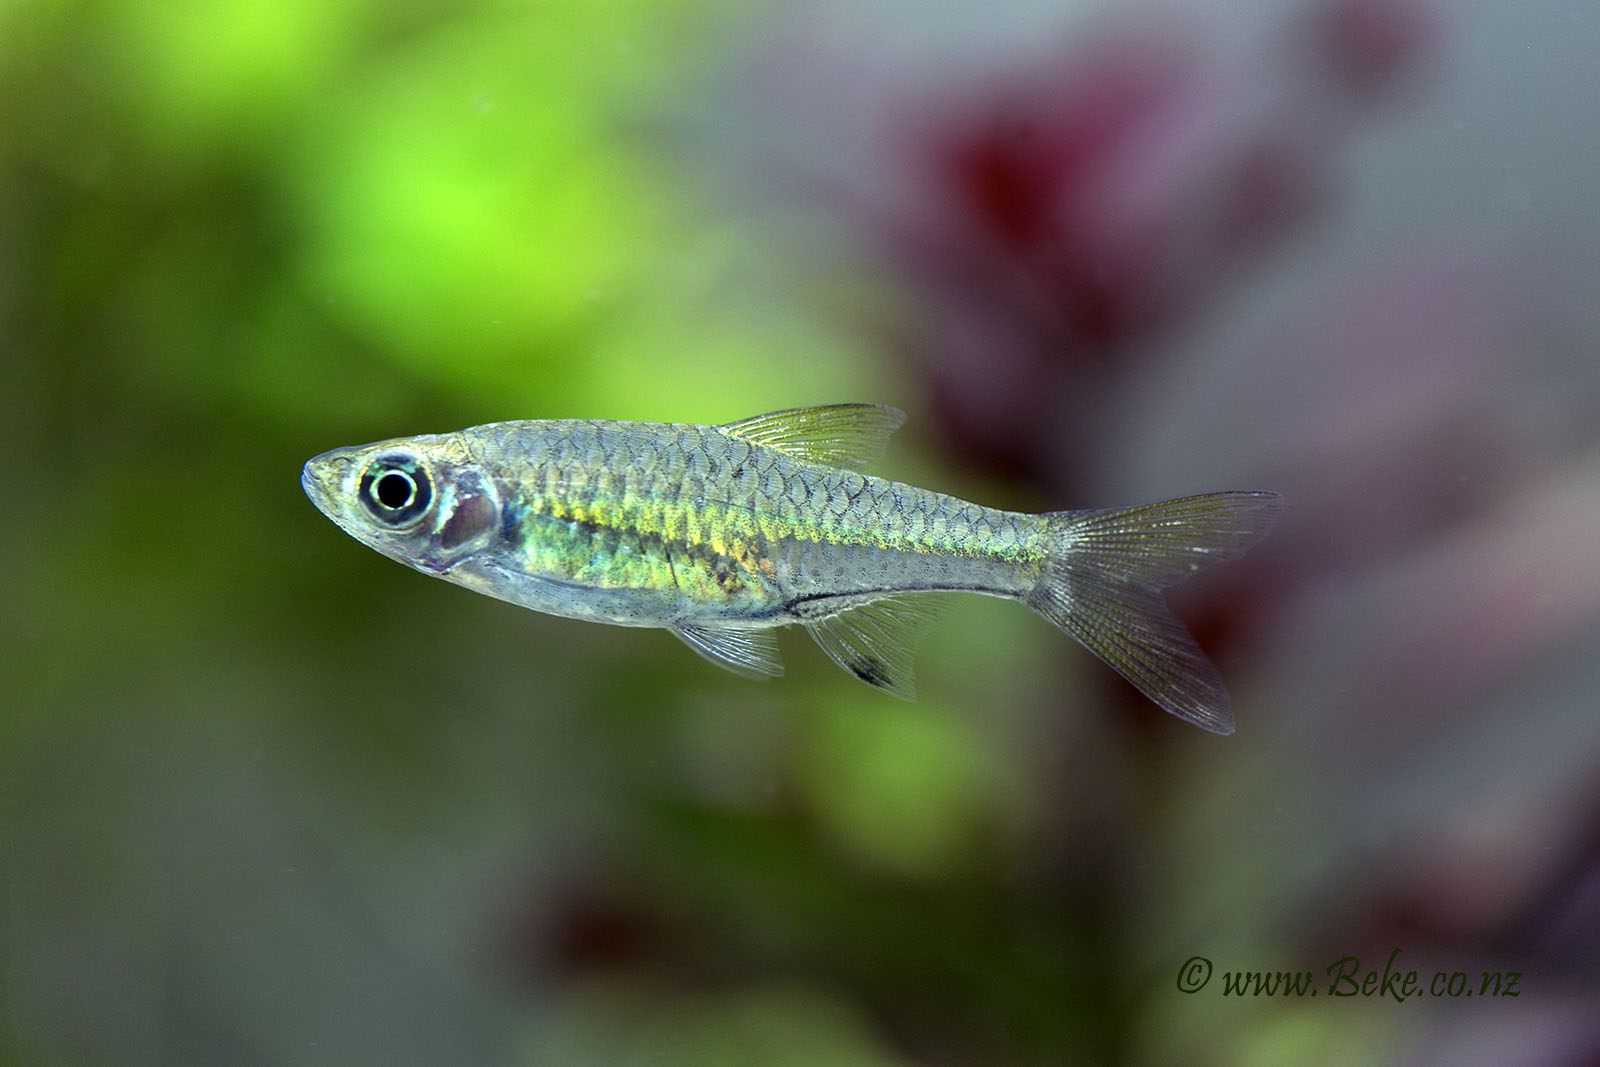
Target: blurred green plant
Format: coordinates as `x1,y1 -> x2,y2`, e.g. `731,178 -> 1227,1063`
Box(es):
0,1 -> 1083,1064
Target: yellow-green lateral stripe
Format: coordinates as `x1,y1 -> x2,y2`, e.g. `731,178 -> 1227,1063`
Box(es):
515,464 -> 1041,605
514,493 -> 782,604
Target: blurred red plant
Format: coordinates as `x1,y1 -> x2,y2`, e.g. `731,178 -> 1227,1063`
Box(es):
878,0 -> 1435,487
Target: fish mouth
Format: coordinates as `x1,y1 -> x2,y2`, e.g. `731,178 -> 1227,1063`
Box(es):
300,449 -> 357,517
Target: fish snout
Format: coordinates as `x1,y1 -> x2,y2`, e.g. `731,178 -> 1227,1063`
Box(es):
300,449 -> 358,515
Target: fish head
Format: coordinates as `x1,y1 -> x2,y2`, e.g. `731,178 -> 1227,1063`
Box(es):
301,434 -> 502,575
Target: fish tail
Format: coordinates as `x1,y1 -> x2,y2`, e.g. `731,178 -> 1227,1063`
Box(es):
1025,491 -> 1285,734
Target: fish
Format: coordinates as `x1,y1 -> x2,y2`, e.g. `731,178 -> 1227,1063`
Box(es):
301,404 -> 1284,733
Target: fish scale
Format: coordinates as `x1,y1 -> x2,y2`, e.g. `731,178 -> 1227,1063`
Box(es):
500,419 -> 1035,609
303,403 -> 1284,732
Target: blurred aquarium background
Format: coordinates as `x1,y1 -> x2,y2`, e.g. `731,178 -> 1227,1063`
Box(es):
4,0 -> 1600,1063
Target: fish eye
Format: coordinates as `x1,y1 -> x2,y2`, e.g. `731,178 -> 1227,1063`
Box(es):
358,454 -> 433,527
375,471 -> 416,508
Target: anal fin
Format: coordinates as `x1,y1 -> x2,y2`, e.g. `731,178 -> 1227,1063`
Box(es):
672,621 -> 785,680
798,593 -> 942,701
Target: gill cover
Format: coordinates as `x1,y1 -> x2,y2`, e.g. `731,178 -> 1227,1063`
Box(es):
422,467 -> 500,571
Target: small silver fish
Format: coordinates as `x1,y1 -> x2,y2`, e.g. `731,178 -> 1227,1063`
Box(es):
301,404 -> 1283,732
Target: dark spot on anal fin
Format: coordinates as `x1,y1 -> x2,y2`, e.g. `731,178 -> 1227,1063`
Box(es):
848,657 -> 894,689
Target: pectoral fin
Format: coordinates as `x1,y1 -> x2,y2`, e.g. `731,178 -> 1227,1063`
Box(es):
672,621 -> 785,680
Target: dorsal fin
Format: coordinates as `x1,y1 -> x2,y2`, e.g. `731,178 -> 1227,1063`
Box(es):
719,404 -> 906,472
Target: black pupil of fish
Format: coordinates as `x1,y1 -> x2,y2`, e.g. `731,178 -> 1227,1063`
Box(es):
375,471 -> 415,509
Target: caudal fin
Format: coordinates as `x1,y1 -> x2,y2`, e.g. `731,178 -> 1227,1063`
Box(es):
1026,492 -> 1285,734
